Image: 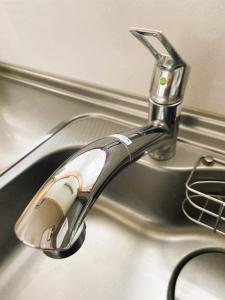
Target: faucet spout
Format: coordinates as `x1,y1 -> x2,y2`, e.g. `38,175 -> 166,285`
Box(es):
15,123 -> 169,258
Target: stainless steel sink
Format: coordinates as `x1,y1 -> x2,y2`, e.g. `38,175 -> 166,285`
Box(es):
1,116 -> 225,300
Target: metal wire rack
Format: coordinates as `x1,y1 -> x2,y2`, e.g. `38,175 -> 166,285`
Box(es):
183,155 -> 225,236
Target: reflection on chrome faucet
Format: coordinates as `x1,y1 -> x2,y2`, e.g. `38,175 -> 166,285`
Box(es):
15,28 -> 190,258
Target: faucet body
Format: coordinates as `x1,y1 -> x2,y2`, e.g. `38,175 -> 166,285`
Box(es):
15,28 -> 189,258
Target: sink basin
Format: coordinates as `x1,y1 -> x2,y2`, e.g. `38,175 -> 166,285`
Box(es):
0,116 -> 225,300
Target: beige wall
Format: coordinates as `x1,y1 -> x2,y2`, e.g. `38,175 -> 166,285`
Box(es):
0,1 -> 224,115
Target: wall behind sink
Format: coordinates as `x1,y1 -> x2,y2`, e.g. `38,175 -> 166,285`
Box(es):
0,0 -> 224,115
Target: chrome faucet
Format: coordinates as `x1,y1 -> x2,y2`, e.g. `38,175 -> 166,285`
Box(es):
15,28 -> 190,258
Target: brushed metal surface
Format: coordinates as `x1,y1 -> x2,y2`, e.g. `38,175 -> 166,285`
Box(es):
175,252 -> 225,300
1,62 -> 225,179
0,77 -> 80,175
1,116 -> 225,299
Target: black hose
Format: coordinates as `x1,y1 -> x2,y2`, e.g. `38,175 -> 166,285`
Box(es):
167,247 -> 225,300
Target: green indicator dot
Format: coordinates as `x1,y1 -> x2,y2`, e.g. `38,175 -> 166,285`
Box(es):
159,77 -> 167,85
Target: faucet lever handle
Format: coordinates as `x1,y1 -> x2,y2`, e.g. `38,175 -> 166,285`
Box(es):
129,28 -> 184,68
130,27 -> 189,105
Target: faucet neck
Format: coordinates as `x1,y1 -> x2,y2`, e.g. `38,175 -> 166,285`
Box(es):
148,99 -> 181,160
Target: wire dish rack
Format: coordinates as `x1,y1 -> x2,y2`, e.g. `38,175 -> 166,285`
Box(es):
183,155 -> 225,236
